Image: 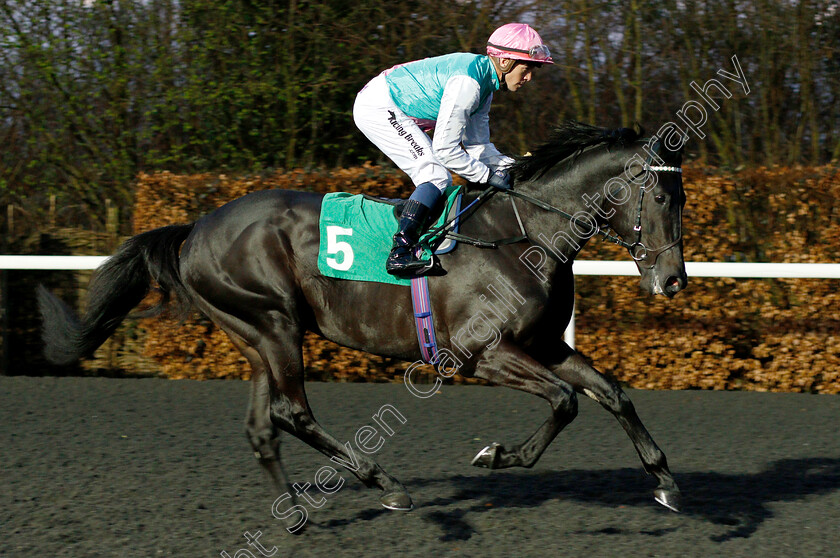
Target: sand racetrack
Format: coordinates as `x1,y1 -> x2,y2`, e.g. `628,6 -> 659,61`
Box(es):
1,377 -> 839,557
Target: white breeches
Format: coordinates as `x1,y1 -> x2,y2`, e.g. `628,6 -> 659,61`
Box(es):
353,74 -> 452,192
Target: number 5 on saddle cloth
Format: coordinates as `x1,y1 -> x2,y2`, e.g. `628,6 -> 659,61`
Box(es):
317,185 -> 463,364
317,185 -> 462,286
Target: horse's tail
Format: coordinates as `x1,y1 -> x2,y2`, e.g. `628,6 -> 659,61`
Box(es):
37,224 -> 196,366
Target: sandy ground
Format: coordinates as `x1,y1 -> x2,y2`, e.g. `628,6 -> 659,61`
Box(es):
1,377 -> 839,557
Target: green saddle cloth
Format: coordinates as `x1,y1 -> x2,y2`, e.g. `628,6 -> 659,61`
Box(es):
317,185 -> 461,285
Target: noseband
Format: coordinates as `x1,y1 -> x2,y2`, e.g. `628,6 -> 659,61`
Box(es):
627,163 -> 683,269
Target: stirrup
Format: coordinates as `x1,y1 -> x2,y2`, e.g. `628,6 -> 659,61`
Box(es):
413,254 -> 447,277
387,251 -> 446,278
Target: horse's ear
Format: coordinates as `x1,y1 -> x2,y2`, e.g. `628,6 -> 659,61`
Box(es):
632,121 -> 644,137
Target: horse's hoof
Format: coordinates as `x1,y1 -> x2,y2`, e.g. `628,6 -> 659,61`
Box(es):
471,443 -> 501,469
654,488 -> 682,513
380,490 -> 413,511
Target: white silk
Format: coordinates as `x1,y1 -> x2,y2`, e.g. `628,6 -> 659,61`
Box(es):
354,72 -> 511,191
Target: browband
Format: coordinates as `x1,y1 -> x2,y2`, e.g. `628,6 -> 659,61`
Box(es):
644,165 -> 682,173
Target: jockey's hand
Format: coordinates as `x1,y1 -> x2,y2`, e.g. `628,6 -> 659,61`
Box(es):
486,169 -> 512,191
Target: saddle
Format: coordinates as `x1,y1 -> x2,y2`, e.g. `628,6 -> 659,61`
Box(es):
316,185 -> 462,286
317,188 -> 465,363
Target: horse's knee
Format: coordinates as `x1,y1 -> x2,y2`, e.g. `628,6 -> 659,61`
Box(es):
616,391 -> 637,416
583,380 -> 632,416
269,396 -> 312,435
600,388 -> 635,417
269,397 -> 296,431
550,385 -> 578,419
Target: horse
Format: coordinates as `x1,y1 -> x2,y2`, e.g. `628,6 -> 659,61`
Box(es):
38,121 -> 687,526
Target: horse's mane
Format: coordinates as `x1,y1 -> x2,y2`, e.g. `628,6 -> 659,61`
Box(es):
509,120 -> 643,182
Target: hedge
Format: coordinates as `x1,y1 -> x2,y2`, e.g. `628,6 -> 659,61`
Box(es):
129,164 -> 840,393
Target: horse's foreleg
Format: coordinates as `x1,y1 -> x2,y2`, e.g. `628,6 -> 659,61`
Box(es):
261,336 -> 413,512
470,341 -> 578,469
548,351 -> 681,512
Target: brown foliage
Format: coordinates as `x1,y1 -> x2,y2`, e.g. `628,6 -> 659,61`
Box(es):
576,165 -> 840,393
132,165 -> 840,392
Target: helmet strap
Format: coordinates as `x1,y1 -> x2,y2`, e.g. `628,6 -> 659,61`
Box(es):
490,56 -> 517,91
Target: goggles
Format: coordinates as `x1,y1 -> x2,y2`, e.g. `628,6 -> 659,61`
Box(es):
487,42 -> 552,62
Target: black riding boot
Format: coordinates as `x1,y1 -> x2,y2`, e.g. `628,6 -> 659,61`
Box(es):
386,199 -> 438,277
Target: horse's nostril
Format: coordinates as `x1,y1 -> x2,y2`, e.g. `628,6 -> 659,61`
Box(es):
665,276 -> 682,291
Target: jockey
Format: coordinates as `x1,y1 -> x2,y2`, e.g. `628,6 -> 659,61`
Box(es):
353,22 -> 553,277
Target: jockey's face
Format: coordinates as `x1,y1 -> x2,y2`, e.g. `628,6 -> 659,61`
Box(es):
504,61 -> 539,91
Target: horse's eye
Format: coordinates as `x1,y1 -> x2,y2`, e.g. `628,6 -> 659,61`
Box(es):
654,194 -> 667,204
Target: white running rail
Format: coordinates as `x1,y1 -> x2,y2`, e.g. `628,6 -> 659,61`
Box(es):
2,257 -> 839,348
566,261 -> 840,348
0,255 -> 110,270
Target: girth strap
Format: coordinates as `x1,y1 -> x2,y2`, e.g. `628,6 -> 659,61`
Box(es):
410,276 -> 439,364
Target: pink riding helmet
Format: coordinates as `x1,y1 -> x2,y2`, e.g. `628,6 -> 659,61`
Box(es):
486,23 -> 553,65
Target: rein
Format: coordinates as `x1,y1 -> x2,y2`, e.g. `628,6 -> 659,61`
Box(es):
506,188 -> 633,250
423,159 -> 683,267
423,186 -> 524,249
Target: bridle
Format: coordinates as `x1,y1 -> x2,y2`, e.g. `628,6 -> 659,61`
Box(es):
425,143 -> 684,268
625,161 -> 684,269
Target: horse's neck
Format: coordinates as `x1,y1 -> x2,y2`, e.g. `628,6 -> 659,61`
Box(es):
518,150 -> 620,267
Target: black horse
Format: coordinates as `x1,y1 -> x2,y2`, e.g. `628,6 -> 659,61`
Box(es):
38,121 -> 687,521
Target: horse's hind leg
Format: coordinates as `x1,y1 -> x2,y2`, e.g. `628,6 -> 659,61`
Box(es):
470,341 -> 579,470
187,273 -> 412,515
259,328 -> 413,512
549,351 -> 681,512
221,331 -> 302,529
246,371 -> 289,493
225,318 -> 412,511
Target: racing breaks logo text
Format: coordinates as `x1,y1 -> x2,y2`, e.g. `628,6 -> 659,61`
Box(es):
388,111 -> 425,159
